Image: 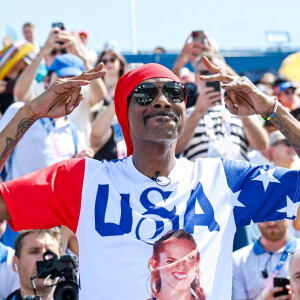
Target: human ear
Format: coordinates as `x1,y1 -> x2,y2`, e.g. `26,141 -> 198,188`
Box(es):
12,256 -> 19,273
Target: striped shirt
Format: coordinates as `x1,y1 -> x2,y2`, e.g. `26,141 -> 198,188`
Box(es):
183,105 -> 249,161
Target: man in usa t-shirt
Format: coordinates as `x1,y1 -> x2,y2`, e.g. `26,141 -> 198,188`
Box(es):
0,59 -> 299,299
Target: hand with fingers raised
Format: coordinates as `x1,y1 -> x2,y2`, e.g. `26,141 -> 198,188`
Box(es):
199,56 -> 276,118
29,63 -> 106,119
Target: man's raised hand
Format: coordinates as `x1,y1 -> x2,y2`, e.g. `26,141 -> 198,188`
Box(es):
199,56 -> 275,117
29,63 -> 106,119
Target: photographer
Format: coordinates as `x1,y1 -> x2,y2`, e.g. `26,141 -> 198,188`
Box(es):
5,228 -> 62,300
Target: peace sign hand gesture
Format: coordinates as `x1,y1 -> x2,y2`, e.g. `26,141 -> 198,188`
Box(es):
29,63 -> 106,119
199,56 -> 275,117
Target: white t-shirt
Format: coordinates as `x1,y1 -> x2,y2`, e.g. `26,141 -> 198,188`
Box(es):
1,156 -> 299,299
29,81 -> 92,146
0,242 -> 19,298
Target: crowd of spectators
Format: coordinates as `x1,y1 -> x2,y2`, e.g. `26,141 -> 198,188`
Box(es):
0,22 -> 300,299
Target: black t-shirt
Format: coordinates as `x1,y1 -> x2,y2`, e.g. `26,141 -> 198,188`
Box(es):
0,77 -> 16,115
5,289 -> 23,300
93,125 -> 118,161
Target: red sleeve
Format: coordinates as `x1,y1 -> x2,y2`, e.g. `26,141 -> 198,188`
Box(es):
0,158 -> 85,233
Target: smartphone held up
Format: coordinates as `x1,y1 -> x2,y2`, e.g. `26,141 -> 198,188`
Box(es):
52,22 -> 65,30
192,30 -> 205,44
273,277 -> 290,297
51,22 -> 66,50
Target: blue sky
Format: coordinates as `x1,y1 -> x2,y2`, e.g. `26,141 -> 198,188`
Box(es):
1,0 -> 300,53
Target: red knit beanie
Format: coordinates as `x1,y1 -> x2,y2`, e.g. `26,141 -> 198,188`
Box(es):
114,63 -> 181,156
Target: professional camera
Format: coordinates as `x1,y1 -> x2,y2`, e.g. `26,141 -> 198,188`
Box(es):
35,250 -> 79,300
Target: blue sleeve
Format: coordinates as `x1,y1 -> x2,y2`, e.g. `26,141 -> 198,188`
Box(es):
221,158 -> 300,228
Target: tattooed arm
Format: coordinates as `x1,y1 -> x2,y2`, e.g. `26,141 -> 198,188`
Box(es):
270,104 -> 300,157
0,63 -> 106,220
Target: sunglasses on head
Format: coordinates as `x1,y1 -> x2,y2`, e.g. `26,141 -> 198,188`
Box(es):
130,81 -> 188,106
273,140 -> 291,147
102,57 -> 117,64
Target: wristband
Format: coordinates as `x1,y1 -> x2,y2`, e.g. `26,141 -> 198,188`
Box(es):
261,98 -> 278,121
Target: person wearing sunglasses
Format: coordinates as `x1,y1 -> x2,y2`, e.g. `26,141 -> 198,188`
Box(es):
96,49 -> 127,102
0,60 -> 299,299
269,130 -> 299,170
91,50 -> 128,162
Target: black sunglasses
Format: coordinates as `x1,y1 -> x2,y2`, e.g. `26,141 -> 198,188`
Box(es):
50,48 -> 67,56
102,58 -> 117,64
130,81 -> 188,106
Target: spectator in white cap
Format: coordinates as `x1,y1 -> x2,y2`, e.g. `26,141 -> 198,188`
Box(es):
269,130 -> 299,169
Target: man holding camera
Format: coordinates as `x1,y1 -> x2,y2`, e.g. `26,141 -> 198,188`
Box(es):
5,228 -> 62,300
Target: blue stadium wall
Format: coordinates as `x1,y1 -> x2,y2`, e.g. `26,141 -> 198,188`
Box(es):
124,49 -> 299,83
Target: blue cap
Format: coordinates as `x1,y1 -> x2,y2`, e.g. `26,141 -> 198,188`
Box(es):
278,82 -> 295,93
48,53 -> 84,77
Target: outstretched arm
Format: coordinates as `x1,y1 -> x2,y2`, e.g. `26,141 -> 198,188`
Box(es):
200,57 -> 300,157
0,63 -> 106,220
14,28 -> 65,101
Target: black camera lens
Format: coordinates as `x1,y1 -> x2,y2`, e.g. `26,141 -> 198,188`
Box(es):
54,281 -> 78,300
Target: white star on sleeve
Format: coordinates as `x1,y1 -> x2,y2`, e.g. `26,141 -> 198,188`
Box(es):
277,196 -> 299,218
252,168 -> 280,191
249,219 -> 255,226
231,190 -> 245,208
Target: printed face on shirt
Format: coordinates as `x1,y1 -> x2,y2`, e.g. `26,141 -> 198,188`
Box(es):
290,253 -> 300,300
153,238 -> 199,293
258,220 -> 289,242
13,232 -> 60,295
127,78 -> 186,147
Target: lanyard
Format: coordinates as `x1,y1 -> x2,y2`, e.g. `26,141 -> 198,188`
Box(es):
40,117 -> 78,157
256,247 -> 291,299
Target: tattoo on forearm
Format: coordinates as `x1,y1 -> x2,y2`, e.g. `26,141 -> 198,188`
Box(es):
0,118 -> 35,163
272,115 -> 300,156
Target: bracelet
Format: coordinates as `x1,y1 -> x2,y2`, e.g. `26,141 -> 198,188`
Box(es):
261,98 -> 278,120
